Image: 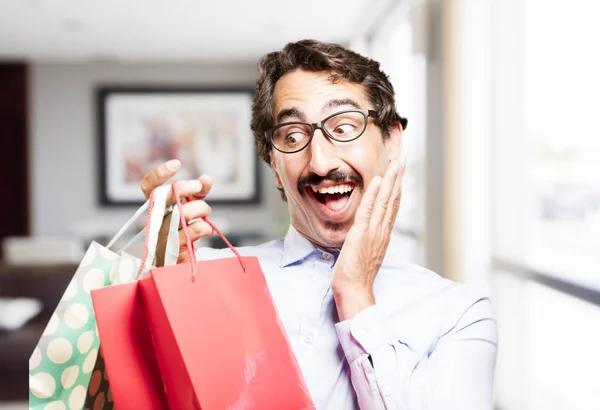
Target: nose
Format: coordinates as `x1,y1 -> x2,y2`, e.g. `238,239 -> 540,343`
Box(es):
308,129 -> 342,176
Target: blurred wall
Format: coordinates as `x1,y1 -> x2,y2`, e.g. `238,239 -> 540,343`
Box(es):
29,62 -> 287,239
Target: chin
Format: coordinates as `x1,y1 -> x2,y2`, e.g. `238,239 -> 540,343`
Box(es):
316,221 -> 350,248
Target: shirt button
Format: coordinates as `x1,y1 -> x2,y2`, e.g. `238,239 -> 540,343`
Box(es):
384,388 -> 392,397
304,334 -> 313,344
322,252 -> 332,260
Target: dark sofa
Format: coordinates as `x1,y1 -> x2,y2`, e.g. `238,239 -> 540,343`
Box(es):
0,263 -> 77,401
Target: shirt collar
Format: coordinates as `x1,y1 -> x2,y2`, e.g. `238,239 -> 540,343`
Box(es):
280,224 -> 402,269
280,225 -> 319,268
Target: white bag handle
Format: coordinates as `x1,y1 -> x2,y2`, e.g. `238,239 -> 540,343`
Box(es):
164,204 -> 182,266
112,228 -> 145,255
143,185 -> 171,270
106,201 -> 149,250
105,185 -> 182,268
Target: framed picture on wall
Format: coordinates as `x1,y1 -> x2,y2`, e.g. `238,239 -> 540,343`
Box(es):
97,86 -> 260,206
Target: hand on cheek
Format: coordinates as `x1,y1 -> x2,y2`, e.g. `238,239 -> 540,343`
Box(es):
331,154 -> 406,321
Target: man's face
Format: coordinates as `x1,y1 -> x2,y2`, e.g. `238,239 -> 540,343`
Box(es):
270,69 -> 402,248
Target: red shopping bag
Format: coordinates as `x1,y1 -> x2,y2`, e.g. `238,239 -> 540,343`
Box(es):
139,184 -> 315,410
90,189 -> 172,410
91,279 -> 168,410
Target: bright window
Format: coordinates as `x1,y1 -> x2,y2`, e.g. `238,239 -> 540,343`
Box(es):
522,0 -> 600,289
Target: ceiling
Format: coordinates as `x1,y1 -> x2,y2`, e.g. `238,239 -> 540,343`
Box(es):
0,0 -> 393,62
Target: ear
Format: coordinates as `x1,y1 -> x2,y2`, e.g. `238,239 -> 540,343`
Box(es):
384,122 -> 404,160
270,157 -> 284,189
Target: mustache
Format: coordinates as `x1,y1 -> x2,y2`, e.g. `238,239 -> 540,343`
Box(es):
297,169 -> 363,195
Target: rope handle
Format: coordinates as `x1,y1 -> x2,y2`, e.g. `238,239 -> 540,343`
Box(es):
136,183 -> 247,281
172,182 -> 247,280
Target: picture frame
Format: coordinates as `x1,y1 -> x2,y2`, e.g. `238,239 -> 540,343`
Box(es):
97,86 -> 260,206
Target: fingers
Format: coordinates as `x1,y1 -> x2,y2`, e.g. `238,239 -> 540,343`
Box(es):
179,219 -> 214,245
186,174 -> 213,201
153,177 -> 212,205
369,159 -> 400,228
353,176 -> 382,229
176,216 -> 214,264
143,161 -> 215,266
140,160 -> 214,205
180,199 -> 211,222
174,197 -> 213,259
141,159 -> 182,199
169,179 -> 203,202
384,154 -> 406,226
155,200 -> 212,266
176,199 -> 213,251
167,175 -> 213,204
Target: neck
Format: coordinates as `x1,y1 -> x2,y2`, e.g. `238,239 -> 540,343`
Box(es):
292,224 -> 344,252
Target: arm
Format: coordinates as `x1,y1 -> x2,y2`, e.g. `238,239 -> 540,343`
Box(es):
332,152 -> 496,407
335,297 -> 498,410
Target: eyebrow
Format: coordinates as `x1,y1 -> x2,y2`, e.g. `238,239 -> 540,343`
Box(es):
275,98 -> 362,125
276,108 -> 305,124
320,98 -> 361,114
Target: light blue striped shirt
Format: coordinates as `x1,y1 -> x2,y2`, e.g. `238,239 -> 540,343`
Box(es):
197,226 -> 498,409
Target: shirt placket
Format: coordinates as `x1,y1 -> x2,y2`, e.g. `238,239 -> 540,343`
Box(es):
298,251 -> 336,389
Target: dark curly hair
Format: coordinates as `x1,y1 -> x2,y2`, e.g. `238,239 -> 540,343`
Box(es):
251,39 -> 405,167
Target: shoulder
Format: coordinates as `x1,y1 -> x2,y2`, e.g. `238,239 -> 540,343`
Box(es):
379,256 -> 492,311
402,263 -> 491,305
377,260 -> 496,339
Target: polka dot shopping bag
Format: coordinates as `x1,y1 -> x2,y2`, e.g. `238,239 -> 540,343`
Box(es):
29,185 -> 178,410
89,186 -> 186,410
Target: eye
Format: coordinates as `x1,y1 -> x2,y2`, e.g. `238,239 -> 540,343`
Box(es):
272,123 -> 312,151
285,130 -> 309,145
324,111 -> 365,138
333,123 -> 357,135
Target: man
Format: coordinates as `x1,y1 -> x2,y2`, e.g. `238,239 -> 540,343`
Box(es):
141,39 -> 497,409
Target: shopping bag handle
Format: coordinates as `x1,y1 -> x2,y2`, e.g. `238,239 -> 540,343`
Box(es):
136,183 -> 247,281
171,182 -> 247,279
105,200 -> 149,250
134,185 -> 176,279
111,195 -> 181,266
106,185 -> 177,257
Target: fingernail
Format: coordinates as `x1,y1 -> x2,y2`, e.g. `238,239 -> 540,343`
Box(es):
190,180 -> 201,191
400,154 -> 407,168
391,160 -> 399,174
166,159 -> 181,170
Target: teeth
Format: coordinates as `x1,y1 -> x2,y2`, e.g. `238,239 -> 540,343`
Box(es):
311,184 -> 354,194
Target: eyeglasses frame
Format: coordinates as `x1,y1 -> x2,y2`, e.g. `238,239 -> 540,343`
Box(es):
266,109 -> 408,154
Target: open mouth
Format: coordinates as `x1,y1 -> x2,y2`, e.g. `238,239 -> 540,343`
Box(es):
306,183 -> 355,213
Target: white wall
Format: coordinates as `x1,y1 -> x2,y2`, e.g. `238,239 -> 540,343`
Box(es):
29,62 -> 288,240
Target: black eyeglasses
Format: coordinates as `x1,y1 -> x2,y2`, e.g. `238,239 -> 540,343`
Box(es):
266,109 -> 407,154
